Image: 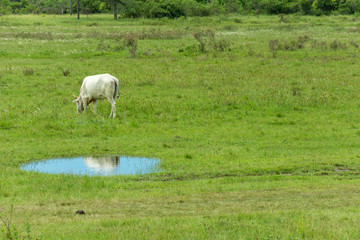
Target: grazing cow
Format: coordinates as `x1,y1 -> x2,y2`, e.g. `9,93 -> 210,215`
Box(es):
73,74 -> 119,118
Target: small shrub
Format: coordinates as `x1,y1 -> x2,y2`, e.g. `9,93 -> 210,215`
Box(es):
193,29 -> 230,53
113,40 -> 125,52
36,32 -> 53,40
86,22 -> 98,27
123,34 -> 138,58
15,31 -> 53,40
269,39 -> 281,52
135,28 -> 185,40
179,44 -> 198,56
278,14 -> 290,23
86,31 -> 107,39
204,29 -> 215,41
193,31 -> 207,52
97,40 -> 111,51
233,18 -> 242,23
74,33 -> 83,39
213,39 -> 231,52
62,68 -> 71,77
185,153 -> 193,159
23,68 -> 35,76
269,35 -> 309,52
15,31 -> 31,39
349,39 -> 359,48
311,40 -> 328,50
1,204 -> 37,240
247,46 -> 255,56
329,39 -> 347,50
193,32 -> 206,52
292,87 -> 302,96
329,40 -> 339,50
223,25 -> 238,31
297,35 -> 309,46
348,26 -> 360,33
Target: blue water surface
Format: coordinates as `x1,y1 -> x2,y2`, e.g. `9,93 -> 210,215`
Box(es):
20,156 -> 162,176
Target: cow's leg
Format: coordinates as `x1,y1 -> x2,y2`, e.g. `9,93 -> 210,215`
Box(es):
107,98 -> 116,118
82,99 -> 88,114
93,100 -> 97,113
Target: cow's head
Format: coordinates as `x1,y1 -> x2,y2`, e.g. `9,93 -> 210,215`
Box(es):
73,95 -> 84,113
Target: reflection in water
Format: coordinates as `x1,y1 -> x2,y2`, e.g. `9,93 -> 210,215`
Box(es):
20,156 -> 162,176
84,156 -> 120,172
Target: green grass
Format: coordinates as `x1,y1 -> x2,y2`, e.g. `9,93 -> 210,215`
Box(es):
1,14 -> 360,239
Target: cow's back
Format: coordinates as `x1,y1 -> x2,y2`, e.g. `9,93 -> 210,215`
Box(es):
81,74 -> 116,100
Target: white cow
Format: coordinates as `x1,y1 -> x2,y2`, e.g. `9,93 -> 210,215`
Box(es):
73,74 -> 119,118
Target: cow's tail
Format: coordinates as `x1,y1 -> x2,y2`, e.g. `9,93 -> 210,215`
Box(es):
113,77 -> 120,99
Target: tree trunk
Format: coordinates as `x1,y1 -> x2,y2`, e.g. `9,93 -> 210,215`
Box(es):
70,0 -> 72,15
77,0 -> 80,19
114,0 -> 117,20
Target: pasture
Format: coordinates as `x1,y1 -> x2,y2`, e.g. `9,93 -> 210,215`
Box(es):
1,14 -> 360,239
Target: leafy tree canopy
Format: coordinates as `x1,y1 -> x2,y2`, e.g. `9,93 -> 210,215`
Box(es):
1,0 -> 360,17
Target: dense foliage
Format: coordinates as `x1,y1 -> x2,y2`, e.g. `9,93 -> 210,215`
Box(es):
1,0 -> 360,17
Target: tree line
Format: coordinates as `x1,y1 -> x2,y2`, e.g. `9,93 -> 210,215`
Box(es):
1,0 -> 360,18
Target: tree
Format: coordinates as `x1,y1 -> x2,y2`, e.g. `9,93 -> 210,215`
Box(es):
312,0 -> 340,14
299,0 -> 314,14
77,0 -> 79,18
111,0 -> 126,20
339,0 -> 360,14
8,0 -> 29,13
113,0 -> 117,19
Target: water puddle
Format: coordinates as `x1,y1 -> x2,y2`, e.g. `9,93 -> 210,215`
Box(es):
20,156 -> 162,176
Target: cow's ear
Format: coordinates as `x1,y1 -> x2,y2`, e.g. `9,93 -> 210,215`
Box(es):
73,99 -> 78,103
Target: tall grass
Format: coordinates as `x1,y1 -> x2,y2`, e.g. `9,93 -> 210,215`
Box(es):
1,14 -> 360,239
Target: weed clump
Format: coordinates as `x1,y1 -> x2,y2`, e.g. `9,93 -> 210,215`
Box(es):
137,28 -> 185,40
193,31 -> 208,52
62,68 -> 71,77
329,39 -> 347,50
278,14 -> 290,23
349,39 -> 359,48
311,40 -> 328,50
269,39 -> 281,52
86,22 -> 98,27
15,31 -> 53,40
193,29 -> 231,53
0,204 -> 36,240
223,25 -> 238,31
97,40 -> 111,51
123,34 -> 138,58
233,18 -> 242,23
23,68 -> 35,76
268,35 -> 309,53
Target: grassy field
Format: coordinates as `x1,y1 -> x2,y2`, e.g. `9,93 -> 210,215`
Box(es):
1,13 -> 360,239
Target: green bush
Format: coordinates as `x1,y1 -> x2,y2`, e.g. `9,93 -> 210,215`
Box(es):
261,0 -> 290,14
128,0 -> 186,18
299,0 -> 314,15
207,1 -> 226,15
121,0 -> 143,18
312,0 -> 339,14
338,0 -> 360,14
181,0 -> 209,16
3,0 -> 360,18
224,0 -> 241,13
